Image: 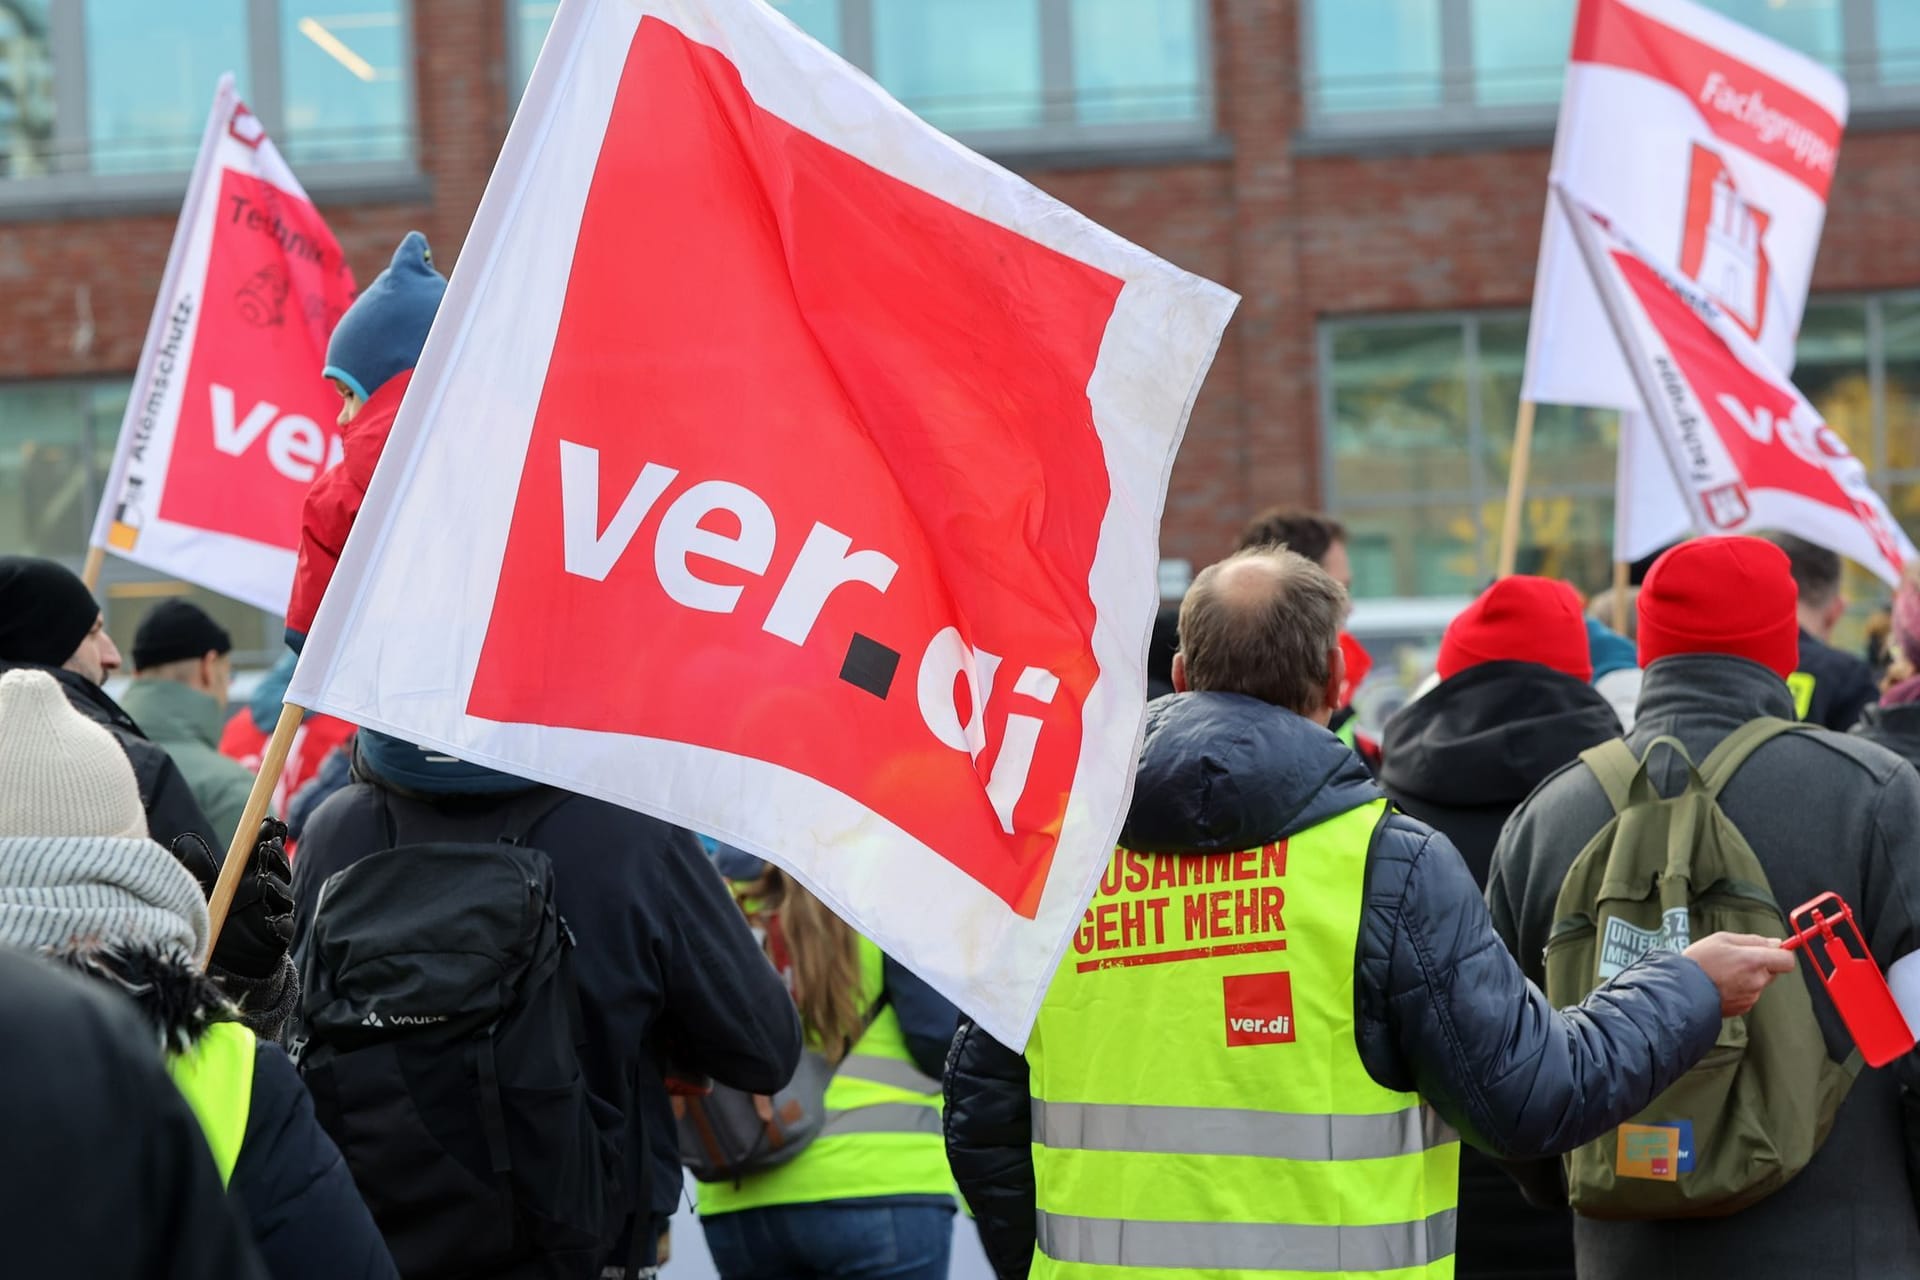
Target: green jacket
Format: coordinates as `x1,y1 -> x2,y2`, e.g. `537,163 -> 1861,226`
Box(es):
118,679 -> 257,849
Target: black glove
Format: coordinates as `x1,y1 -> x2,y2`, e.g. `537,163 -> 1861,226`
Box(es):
171,819 -> 294,981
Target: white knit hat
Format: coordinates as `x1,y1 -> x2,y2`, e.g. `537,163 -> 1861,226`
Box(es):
0,835 -> 210,964
0,669 -> 147,839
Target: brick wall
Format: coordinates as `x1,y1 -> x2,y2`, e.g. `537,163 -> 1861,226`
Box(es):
6,0 -> 1919,573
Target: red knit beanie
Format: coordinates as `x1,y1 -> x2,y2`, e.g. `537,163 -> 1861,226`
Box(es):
1437,576 -> 1593,682
1637,536 -> 1799,679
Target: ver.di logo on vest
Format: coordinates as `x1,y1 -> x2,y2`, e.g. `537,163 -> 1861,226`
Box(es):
1224,971 -> 1295,1047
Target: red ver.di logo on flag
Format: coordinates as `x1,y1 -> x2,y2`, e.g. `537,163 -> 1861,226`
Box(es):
467,18 -> 1124,915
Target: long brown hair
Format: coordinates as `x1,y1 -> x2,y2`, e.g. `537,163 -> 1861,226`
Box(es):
746,868 -> 865,1057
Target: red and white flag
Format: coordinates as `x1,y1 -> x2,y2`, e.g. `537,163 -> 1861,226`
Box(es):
1521,0 -> 1848,562
1556,183 -> 1912,585
90,76 -> 356,614
286,0 -> 1237,1045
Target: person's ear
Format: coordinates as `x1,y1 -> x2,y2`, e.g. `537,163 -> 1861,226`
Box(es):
200,651 -> 220,692
1323,643 -> 1348,713
1171,652 -> 1189,694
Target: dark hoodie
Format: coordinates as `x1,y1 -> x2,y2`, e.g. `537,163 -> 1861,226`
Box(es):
1855,701 -> 1920,777
1380,662 -> 1620,1280
944,692 -> 1723,1280
291,743 -> 803,1270
59,941 -> 395,1280
1380,660 -> 1621,887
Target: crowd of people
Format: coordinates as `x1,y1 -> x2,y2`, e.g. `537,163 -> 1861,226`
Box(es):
4,227 -> 1920,1280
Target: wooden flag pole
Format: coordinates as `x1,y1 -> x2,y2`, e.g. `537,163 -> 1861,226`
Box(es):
1610,559 -> 1631,635
205,702 -> 306,961
80,544 -> 106,592
1496,399 -> 1539,579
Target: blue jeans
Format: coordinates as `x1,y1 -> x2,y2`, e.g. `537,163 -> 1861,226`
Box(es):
702,1202 -> 955,1280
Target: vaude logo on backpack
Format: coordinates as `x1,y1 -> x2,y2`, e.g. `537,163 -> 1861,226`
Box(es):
299,790 -> 632,1278
1544,719 -> 1861,1219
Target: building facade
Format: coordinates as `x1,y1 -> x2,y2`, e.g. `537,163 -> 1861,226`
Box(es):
3,0 -> 1918,661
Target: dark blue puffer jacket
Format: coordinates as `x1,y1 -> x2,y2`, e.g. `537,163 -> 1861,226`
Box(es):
943,692 -> 1723,1280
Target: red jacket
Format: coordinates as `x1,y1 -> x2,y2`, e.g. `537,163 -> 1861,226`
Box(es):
285,371 -> 410,640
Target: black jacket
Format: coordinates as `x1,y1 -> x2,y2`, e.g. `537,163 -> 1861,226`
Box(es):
0,660 -> 218,848
0,947 -> 266,1280
1855,701 -> 1920,776
1795,629 -> 1879,732
1489,656 -> 1920,1278
292,765 -> 804,1261
1379,661 -> 1620,887
1379,661 -> 1620,1280
58,942 -> 395,1280
945,693 -> 1723,1280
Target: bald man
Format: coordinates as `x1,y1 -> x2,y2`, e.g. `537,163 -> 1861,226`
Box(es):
943,546 -> 1795,1280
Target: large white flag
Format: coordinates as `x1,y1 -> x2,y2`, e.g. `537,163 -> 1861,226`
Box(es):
286,0 -> 1237,1046
1521,0 -> 1848,562
90,76 -> 357,615
1558,184 -> 1912,585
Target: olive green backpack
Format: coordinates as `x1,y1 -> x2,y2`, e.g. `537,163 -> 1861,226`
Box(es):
1544,718 -> 1860,1219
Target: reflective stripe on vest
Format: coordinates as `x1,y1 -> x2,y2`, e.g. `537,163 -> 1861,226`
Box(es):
694,936 -> 953,1215
1037,1207 -> 1458,1273
1027,799 -> 1459,1279
167,1021 -> 256,1187
1033,1099 -> 1456,1162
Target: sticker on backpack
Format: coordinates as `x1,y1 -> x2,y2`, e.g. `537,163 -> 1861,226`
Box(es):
1597,908 -> 1692,979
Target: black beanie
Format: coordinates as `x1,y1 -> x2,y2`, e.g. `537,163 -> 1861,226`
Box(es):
133,600 -> 233,670
0,556 -> 101,667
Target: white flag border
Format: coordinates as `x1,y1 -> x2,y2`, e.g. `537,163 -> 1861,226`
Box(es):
290,0 -> 1237,1048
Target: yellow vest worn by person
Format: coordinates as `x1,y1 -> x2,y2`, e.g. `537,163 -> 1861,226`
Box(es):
1028,800 -> 1460,1279
168,1020 -> 257,1186
698,935 -> 953,1214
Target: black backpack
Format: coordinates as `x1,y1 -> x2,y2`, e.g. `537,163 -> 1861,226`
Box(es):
298,789 -> 638,1279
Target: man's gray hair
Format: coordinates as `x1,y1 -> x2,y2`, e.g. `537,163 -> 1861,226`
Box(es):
1178,546 -> 1347,715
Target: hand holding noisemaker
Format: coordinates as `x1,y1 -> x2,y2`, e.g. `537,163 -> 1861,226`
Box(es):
1782,893 -> 1917,1068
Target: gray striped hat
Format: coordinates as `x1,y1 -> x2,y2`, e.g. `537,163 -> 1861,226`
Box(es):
0,835 -> 209,965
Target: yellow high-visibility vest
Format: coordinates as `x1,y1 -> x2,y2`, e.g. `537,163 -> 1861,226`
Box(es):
697,935 -> 953,1214
1028,799 -> 1459,1278
168,1020 -> 257,1186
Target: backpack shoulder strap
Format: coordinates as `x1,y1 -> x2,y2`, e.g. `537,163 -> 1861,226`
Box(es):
1579,739 -> 1643,814
498,787 -> 571,847
1698,718 -> 1807,798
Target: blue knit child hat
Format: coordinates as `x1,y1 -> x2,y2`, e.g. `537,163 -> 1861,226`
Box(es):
322,230 -> 448,402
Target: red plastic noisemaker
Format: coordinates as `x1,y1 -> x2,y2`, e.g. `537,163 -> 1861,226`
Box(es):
1781,892 -> 1916,1068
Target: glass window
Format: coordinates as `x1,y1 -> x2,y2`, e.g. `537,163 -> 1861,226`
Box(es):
512,0 -> 1208,138
86,0 -> 249,174
1480,317 -> 1618,489
1329,322 -> 1472,501
1343,503 -> 1484,598
0,2 -> 55,178
1882,2 -> 1920,87
1793,301 -> 1872,460
281,2 -> 410,165
0,379 -> 279,663
1471,0 -> 1576,107
1308,0 -> 1442,115
872,0 -> 1044,132
1072,0 -> 1204,125
1326,296 -> 1920,601
1698,0 -> 1844,70
0,380 -> 118,560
